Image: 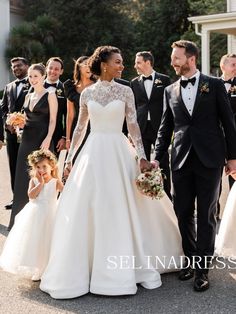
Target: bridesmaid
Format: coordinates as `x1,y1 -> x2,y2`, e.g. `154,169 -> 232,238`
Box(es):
8,63 -> 58,230
64,56 -> 95,152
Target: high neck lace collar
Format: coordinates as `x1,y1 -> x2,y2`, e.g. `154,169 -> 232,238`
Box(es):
97,79 -> 115,87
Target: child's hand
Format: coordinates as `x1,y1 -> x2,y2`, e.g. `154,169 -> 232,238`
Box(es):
36,172 -> 45,185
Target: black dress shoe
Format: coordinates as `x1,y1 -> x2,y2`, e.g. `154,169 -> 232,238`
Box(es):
194,273 -> 209,292
178,267 -> 194,281
5,201 -> 13,210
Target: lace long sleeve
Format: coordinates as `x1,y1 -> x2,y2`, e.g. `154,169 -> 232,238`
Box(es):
125,88 -> 146,159
66,90 -> 89,163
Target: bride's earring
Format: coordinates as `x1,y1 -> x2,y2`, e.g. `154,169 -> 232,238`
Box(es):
104,68 -> 107,73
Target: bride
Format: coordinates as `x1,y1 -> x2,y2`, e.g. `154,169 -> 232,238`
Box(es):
40,46 -> 183,299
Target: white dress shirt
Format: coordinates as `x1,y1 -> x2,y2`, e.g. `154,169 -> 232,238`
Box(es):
181,70 -> 200,116
221,76 -> 232,93
142,71 -> 155,120
16,77 -> 28,97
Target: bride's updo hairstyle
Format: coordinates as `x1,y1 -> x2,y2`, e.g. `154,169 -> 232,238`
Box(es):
89,46 -> 121,76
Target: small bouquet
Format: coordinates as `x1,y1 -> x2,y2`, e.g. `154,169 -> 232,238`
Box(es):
6,112 -> 25,143
136,168 -> 164,200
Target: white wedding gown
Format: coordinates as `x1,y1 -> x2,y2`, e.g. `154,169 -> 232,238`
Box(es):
40,80 -> 183,299
215,182 -> 236,257
0,178 -> 58,280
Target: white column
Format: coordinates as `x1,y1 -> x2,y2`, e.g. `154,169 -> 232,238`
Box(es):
201,29 -> 210,75
0,0 -> 10,90
228,34 -> 236,53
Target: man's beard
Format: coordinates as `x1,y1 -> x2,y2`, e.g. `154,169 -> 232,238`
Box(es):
178,62 -> 191,76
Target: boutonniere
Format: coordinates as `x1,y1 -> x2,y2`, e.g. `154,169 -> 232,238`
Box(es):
230,85 -> 236,94
154,78 -> 162,85
22,82 -> 30,90
199,82 -> 209,94
56,89 -> 63,96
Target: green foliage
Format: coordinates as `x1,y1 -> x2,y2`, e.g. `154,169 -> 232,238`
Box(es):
6,0 -> 228,80
6,14 -> 60,65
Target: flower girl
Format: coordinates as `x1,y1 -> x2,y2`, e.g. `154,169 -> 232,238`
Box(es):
215,174 -> 236,257
0,149 -> 63,280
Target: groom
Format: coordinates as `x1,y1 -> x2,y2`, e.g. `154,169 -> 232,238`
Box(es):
154,40 -> 236,292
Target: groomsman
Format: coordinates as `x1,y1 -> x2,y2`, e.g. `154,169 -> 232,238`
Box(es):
155,40 -> 236,292
0,57 -> 30,209
220,53 -> 236,188
45,57 -> 67,156
131,51 -> 171,199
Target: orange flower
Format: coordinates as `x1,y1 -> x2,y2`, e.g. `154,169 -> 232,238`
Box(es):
6,112 -> 25,127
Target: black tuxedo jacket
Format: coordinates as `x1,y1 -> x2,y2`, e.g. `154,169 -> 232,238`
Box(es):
44,81 -> 67,144
131,72 -> 170,134
225,77 -> 236,121
155,73 -> 236,171
1,79 -> 30,128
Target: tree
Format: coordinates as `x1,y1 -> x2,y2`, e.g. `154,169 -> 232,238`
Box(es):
6,0 -> 227,80
131,0 -> 190,78
21,0 -> 136,79
6,15 -> 60,64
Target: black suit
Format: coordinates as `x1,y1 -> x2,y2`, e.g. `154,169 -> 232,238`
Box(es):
155,73 -> 236,273
44,81 -> 67,156
0,79 -> 30,191
224,77 -> 236,188
131,72 -> 171,198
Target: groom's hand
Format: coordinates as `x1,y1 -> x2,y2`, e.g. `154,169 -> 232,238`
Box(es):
151,160 -> 160,169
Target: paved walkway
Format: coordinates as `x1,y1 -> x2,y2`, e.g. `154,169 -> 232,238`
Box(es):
0,146 -> 235,314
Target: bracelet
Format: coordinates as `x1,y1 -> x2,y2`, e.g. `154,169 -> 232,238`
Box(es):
66,139 -> 70,142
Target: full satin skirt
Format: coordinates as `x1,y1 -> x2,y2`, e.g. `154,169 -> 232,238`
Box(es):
40,132 -> 183,299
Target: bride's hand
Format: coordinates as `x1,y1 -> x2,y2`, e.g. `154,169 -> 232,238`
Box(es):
63,162 -> 72,179
139,158 -> 153,173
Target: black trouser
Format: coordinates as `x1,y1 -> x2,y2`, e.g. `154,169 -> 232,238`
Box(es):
172,148 -> 222,274
6,131 -> 19,192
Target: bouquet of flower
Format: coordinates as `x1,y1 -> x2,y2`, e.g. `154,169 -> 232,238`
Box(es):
136,168 -> 164,200
6,112 -> 25,127
6,112 -> 25,143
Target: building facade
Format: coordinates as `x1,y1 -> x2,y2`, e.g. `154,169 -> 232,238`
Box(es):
0,0 -> 24,90
188,0 -> 236,74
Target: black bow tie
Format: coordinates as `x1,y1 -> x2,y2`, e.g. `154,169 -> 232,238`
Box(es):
15,79 -> 27,86
143,75 -> 153,81
44,82 -> 57,88
180,77 -> 196,88
222,79 -> 233,85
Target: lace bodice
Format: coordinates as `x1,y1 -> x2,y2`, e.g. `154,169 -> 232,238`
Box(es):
66,80 -> 146,162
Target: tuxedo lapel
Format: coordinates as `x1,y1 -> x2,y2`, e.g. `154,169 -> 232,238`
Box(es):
192,74 -> 209,117
149,72 -> 158,101
11,82 -> 17,101
174,80 -> 191,118
138,77 -> 149,101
